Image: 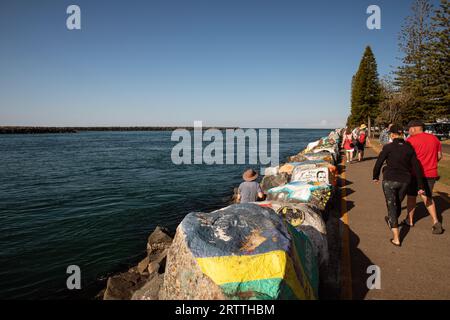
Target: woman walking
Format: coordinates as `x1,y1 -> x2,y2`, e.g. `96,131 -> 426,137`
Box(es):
372,125 -> 424,247
341,127 -> 355,163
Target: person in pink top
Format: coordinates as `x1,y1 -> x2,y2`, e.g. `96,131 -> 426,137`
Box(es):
405,120 -> 443,234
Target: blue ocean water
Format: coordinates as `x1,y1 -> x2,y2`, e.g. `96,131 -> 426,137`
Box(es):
0,129 -> 330,299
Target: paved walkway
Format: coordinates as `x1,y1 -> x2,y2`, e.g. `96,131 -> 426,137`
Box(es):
339,145 -> 450,300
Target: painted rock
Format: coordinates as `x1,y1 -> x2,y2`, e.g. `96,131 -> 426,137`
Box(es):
267,181 -> 333,210
260,172 -> 290,193
159,203 -> 319,300
252,202 -> 329,266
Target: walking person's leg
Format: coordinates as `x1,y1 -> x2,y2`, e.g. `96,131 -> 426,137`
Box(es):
406,196 -> 416,226
406,178 -> 442,233
382,180 -> 402,246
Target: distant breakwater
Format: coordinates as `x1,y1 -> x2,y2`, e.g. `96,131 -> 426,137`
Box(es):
0,126 -> 244,134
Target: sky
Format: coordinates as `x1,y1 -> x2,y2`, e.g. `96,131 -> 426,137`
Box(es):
0,0 -> 442,128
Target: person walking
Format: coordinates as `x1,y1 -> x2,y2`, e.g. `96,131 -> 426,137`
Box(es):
379,124 -> 393,146
236,169 -> 264,203
373,125 -> 425,246
341,127 -> 355,163
356,124 -> 368,162
405,120 -> 443,234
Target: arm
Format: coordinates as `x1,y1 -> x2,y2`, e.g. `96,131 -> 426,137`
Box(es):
236,185 -> 242,203
257,184 -> 264,199
372,146 -> 388,180
341,136 -> 346,148
438,151 -> 442,162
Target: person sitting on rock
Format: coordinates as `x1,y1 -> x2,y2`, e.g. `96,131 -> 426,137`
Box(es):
237,169 -> 264,203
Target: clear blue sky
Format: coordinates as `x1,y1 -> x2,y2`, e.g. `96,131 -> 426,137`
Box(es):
0,0 -> 441,128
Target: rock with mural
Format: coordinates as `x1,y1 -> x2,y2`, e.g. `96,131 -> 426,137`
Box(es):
159,203 -> 319,300
267,181 -> 333,211
287,153 -> 308,163
303,151 -> 335,165
252,201 -> 328,266
291,162 -> 337,186
260,172 -> 290,193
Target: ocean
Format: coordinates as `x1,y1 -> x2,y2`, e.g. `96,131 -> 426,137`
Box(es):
0,129 -> 330,299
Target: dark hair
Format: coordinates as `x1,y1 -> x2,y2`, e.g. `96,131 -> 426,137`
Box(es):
407,120 -> 424,129
389,124 -> 403,135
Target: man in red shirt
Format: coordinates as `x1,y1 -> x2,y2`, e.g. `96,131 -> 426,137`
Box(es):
405,120 -> 443,234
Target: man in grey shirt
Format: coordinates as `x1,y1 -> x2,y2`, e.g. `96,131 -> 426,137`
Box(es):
237,169 -> 264,203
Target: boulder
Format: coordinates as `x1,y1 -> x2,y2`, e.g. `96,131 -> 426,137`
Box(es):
260,172 -> 290,193
103,271 -> 147,300
291,163 -> 336,185
132,274 -> 164,300
267,181 -> 333,211
287,153 -> 307,163
159,203 -> 319,300
303,152 -> 334,164
263,166 -> 279,176
252,202 -> 329,266
147,226 -> 173,254
137,256 -> 150,275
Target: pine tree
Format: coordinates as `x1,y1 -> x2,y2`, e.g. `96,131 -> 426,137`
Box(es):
423,0 -> 450,120
395,0 -> 434,121
348,46 -> 381,127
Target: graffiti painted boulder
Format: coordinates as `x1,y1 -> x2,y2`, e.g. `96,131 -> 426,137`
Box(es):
291,162 -> 337,186
267,181 -> 333,210
303,151 -> 334,164
275,204 -> 328,266
260,172 -> 290,193
287,153 -> 307,163
263,166 -> 280,176
313,146 -> 338,163
159,203 -> 319,300
278,162 -> 304,175
252,202 -> 328,267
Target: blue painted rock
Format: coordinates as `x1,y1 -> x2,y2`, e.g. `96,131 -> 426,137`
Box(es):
267,181 -> 333,210
159,203 -> 319,300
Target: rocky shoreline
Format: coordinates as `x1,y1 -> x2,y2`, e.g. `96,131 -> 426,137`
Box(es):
99,129 -> 344,300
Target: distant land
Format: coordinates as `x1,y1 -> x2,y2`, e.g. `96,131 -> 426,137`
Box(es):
0,127 -> 332,134
0,126 -> 236,134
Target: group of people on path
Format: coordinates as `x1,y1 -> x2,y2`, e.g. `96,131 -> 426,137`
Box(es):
341,124 -> 368,163
373,120 -> 443,247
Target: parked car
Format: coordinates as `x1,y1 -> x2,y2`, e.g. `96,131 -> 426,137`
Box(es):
424,122 -> 450,140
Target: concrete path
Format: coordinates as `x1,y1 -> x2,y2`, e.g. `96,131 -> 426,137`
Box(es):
339,145 -> 450,300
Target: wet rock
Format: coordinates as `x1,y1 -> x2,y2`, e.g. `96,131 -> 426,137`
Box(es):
159,203 -> 319,300
132,274 -> 164,300
137,257 -> 150,275
147,226 -> 173,254
103,271 -> 147,300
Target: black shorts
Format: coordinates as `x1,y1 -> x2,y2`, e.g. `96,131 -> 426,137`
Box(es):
407,177 -> 437,198
356,141 -> 365,151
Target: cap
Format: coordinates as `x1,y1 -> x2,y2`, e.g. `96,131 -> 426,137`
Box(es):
389,125 -> 404,134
